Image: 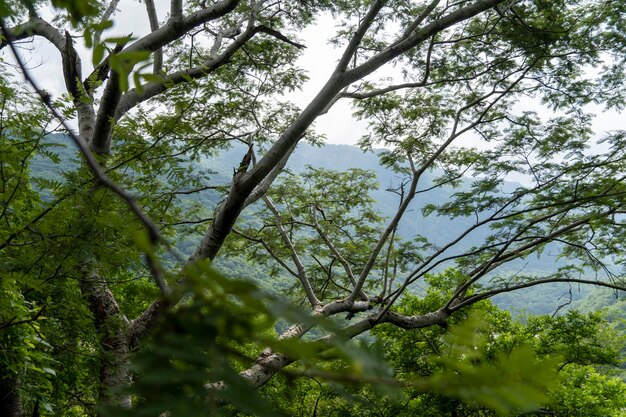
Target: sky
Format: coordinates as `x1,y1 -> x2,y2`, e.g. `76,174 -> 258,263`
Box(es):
3,0 -> 623,149
9,1 -> 371,145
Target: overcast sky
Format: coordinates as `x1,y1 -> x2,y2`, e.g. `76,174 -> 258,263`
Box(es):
4,0 -> 623,149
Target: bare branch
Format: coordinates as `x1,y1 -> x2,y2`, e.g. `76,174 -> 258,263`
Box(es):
171,0 -> 183,21
453,277 -> 626,311
263,196 -> 320,307
0,17 -> 64,51
93,0 -> 121,47
145,0 -> 163,74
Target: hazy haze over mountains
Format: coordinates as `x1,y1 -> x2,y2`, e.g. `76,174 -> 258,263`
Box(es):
33,136 -> 590,315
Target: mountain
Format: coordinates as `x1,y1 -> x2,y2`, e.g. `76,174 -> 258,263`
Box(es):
211,142 -> 486,248
30,136 -> 591,315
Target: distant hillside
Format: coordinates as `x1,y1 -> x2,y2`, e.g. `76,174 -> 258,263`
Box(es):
213,142 -> 489,249
31,136 -> 593,315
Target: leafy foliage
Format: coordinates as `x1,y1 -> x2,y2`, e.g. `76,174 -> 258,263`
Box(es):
267,276 -> 626,416
1,0 -> 626,416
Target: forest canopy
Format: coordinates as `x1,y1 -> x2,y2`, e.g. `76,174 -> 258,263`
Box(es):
0,0 -> 625,416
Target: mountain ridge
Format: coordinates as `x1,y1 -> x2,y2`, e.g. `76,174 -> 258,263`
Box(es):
30,136 -> 591,315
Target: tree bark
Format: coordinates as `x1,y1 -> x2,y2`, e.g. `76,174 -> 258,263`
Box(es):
97,326 -> 132,411
0,375 -> 24,417
80,268 -> 132,411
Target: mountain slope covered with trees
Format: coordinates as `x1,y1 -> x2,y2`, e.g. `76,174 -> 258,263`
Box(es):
33,137 -> 594,316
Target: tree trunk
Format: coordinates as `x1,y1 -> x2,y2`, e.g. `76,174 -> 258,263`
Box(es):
0,375 -> 24,417
98,326 -> 132,411
80,267 -> 132,411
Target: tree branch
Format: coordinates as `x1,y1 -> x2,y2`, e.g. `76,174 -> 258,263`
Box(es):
453,277 -> 626,311
114,20 -> 259,121
0,17 -> 65,51
341,36 -> 435,99
128,299 -> 168,348
243,141 -> 298,207
256,25 -> 306,49
263,196 -> 320,307
190,0 -> 506,267
311,206 -> 366,300
89,0 -> 242,153
79,264 -> 128,329
395,0 -> 441,42
171,0 -> 183,21
93,0 -> 121,47
343,0 -> 506,84
61,31 -> 97,141
145,0 -> 163,74
210,305 -> 447,390
0,21 -> 171,294
231,228 -> 300,279
448,207 -> 619,307
335,0 -> 386,73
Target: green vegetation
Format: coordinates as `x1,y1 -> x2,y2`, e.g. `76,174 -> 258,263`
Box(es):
262,277 -> 626,416
1,1 -> 626,416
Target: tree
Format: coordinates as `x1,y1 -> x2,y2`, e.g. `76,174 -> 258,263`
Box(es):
0,0 -> 625,415
263,283 -> 626,416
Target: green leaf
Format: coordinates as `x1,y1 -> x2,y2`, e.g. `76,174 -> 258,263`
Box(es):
141,73 -> 164,83
92,43 -> 105,67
